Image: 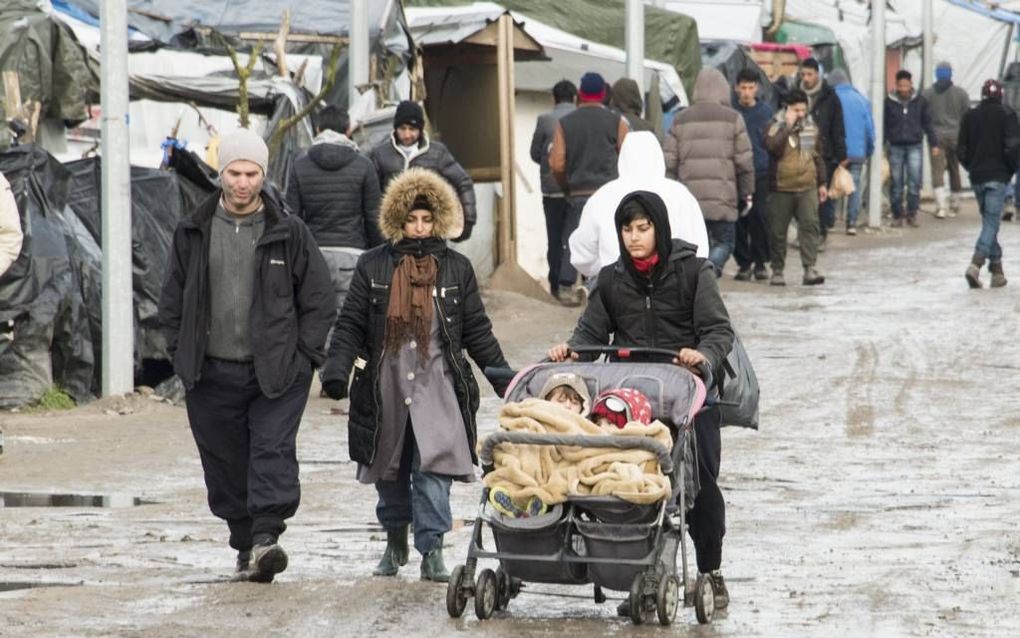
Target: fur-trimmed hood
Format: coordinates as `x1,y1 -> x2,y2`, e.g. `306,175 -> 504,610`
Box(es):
378,167 -> 463,242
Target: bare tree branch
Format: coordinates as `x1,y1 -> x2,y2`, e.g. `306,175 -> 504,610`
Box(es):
268,42 -> 343,153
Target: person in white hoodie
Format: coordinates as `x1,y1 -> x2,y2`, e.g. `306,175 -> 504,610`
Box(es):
569,131 -> 708,282
0,172 -> 23,278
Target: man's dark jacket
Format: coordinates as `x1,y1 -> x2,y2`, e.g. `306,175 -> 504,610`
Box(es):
958,99 -> 1020,184
321,242 -> 509,466
733,97 -> 775,176
369,133 -> 477,227
284,140 -> 383,249
884,92 -> 939,147
158,191 -> 335,398
568,190 -> 734,376
805,80 -> 847,166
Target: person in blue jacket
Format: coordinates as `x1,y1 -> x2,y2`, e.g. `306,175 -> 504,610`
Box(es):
829,70 -> 875,234
732,68 -> 774,281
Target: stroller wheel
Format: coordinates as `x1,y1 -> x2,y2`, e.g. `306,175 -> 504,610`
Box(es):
474,568 -> 498,620
446,565 -> 468,618
656,574 -> 680,626
694,573 -> 715,624
627,573 -> 646,625
494,567 -> 512,611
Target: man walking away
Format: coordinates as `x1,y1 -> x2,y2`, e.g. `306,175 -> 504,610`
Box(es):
530,80 -> 577,302
796,58 -> 847,246
829,70 -> 875,235
286,105 -> 382,315
958,79 -> 1020,288
922,62 -> 970,219
549,72 -> 629,303
884,70 -> 941,228
732,68 -> 774,281
610,77 -> 655,134
369,101 -> 476,242
664,68 -> 754,276
159,129 -> 334,583
764,90 -> 827,287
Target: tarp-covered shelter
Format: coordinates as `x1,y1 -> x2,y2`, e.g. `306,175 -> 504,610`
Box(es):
701,40 -> 779,110
405,0 -> 702,96
658,0 -> 764,43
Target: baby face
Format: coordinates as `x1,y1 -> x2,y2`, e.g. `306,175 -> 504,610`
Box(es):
548,388 -> 583,414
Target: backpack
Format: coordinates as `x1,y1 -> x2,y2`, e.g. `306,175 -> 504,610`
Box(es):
596,256 -> 760,429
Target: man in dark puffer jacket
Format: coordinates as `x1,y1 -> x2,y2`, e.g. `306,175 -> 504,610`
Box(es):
286,105 -> 382,314
368,101 -> 476,242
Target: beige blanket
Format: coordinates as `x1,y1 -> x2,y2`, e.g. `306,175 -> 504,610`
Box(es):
482,398 -> 673,505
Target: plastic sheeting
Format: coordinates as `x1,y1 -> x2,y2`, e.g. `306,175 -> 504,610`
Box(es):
701,40 -> 779,110
0,144 -> 217,408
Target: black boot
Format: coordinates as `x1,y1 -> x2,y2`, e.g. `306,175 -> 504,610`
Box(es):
373,525 -> 409,576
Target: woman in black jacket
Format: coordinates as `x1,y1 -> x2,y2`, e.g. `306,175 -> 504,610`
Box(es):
322,168 -> 509,582
547,190 -> 735,611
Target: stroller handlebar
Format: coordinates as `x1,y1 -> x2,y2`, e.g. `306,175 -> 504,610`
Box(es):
479,431 -> 674,475
550,345 -> 714,390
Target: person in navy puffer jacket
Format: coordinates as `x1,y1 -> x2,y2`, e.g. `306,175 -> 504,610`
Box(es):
732,68 -> 774,281
829,70 -> 874,234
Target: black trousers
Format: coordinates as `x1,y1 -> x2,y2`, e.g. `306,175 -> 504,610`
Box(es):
185,358 -> 312,551
734,175 -> 771,270
688,405 -> 725,573
543,196 -> 573,294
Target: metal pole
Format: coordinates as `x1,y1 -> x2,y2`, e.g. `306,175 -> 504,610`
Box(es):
867,0 -> 885,230
922,0 -> 934,89
100,0 -> 133,395
625,0 -> 645,98
349,0 -> 369,111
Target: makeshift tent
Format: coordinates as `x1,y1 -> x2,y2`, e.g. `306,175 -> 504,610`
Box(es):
405,0 -> 702,96
701,40 -> 779,110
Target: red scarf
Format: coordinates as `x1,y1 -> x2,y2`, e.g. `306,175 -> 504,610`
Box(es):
631,253 -> 659,276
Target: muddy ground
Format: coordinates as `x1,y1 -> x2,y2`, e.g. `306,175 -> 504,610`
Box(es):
1,202 -> 1018,637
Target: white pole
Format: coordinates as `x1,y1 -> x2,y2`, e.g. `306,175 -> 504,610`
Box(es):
100,0 -> 134,396
868,0 -> 885,230
625,0 -> 645,98
922,0 -> 934,89
349,0 -> 370,111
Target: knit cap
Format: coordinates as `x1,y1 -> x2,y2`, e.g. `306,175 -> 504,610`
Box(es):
590,388 -> 653,429
578,72 -> 607,102
539,372 -> 593,416
217,128 -> 268,175
394,100 -> 425,130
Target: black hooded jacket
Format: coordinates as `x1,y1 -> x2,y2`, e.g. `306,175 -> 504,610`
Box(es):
569,191 -> 734,374
284,140 -> 383,249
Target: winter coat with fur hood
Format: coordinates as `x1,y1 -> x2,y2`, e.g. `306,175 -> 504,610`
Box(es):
663,68 -> 755,222
322,168 -> 509,467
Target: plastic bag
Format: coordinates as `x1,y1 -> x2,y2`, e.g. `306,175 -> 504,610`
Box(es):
828,164 -> 856,199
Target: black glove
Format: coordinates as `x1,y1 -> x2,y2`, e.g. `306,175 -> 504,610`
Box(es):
452,221 -> 474,243
322,380 -> 348,401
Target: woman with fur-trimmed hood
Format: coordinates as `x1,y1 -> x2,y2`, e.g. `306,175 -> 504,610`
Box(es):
322,168 -> 510,582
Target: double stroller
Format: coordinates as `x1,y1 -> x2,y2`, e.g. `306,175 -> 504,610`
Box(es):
446,346 -> 717,625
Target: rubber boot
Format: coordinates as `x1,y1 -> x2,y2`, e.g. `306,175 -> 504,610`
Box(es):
990,261 -> 1008,288
373,525 -> 409,576
420,544 -> 450,582
965,254 -> 985,289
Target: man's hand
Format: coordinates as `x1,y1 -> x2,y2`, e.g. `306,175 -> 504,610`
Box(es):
547,343 -> 577,362
673,348 -> 707,375
818,185 -> 828,203
931,146 -> 942,157
784,109 -> 799,128
322,380 -> 348,401
738,195 -> 753,217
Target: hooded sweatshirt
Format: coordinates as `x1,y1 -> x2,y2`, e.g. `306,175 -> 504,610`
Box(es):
569,131 -> 708,278
663,68 -> 755,222
611,78 -> 655,134
829,69 -> 875,161
958,96 -> 1020,184
884,90 -> 939,147
921,80 -> 970,146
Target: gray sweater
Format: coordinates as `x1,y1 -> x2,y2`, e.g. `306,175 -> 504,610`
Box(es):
206,203 -> 265,361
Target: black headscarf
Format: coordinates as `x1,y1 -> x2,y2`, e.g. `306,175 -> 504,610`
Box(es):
614,190 -> 673,279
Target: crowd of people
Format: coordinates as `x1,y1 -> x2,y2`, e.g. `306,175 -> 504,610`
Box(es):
144,55 -> 1015,618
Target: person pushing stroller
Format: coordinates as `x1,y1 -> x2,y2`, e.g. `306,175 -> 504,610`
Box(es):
547,190 -> 735,611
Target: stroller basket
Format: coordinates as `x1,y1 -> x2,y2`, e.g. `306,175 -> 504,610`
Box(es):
575,519 -> 659,592
488,506 -> 588,584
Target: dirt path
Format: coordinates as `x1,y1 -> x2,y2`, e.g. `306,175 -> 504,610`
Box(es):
1,204 -> 1018,637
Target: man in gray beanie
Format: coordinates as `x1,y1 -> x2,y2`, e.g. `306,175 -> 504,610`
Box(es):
159,127 -> 334,583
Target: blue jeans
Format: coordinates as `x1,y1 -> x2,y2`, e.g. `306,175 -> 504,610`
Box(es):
374,425 -> 453,555
888,144 -> 923,218
704,220 -> 736,273
973,181 -> 1006,262
846,161 -> 865,227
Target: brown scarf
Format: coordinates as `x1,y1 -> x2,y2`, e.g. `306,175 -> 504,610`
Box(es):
385,253 -> 439,362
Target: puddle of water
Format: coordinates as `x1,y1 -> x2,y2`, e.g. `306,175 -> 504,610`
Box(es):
0,581 -> 82,593
0,491 -> 146,508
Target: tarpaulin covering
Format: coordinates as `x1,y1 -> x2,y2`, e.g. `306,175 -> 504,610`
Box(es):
701,40 -> 780,110
0,144 -> 216,408
405,0 -> 703,96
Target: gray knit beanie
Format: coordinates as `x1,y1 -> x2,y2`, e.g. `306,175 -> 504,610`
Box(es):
218,128 -> 269,175
539,372 -> 593,416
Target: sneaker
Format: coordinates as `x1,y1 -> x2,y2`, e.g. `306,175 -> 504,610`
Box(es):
846,226 -> 857,236
555,289 -> 581,307
770,271 -> 786,287
230,549 -> 253,582
734,267 -> 752,282
525,496 -> 548,517
803,268 -> 826,286
816,237 -> 827,253
249,542 -> 288,583
906,215 -> 920,228
489,487 -> 526,518
890,218 -> 904,228
708,570 -> 729,610
965,263 -> 982,289
935,208 -> 947,219
753,266 -> 769,281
